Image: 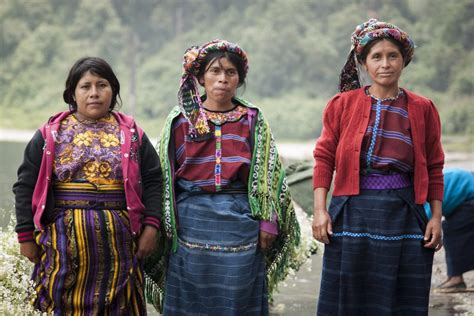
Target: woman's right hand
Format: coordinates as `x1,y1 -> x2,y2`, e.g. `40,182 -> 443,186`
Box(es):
312,209 -> 333,244
136,226 -> 158,259
20,241 -> 41,264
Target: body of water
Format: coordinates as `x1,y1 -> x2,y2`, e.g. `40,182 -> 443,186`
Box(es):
0,141 -> 27,226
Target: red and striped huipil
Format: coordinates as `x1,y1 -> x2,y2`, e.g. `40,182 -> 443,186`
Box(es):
360,89 -> 414,174
173,105 -> 252,192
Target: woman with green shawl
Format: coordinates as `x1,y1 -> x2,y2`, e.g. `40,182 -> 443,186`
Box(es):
145,39 -> 300,315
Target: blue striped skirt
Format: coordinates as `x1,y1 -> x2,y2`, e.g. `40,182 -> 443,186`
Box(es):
317,174 -> 434,316
443,198 -> 474,276
163,180 -> 268,315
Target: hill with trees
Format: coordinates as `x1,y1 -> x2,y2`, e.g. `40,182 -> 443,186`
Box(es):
1,0 -> 472,141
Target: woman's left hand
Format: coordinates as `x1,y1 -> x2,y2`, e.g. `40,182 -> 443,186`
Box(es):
259,231 -> 277,251
136,226 -> 158,259
423,218 -> 443,251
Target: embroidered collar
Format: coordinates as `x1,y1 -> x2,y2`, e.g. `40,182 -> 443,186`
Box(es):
203,105 -> 248,126
71,113 -> 114,125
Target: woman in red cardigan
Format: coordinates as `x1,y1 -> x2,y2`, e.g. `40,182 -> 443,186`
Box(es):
313,19 -> 444,315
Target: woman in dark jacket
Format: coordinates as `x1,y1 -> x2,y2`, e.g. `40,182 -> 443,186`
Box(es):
13,57 -> 162,315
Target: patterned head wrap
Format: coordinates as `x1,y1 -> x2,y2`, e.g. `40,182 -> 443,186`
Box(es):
177,39 -> 249,135
339,18 -> 415,92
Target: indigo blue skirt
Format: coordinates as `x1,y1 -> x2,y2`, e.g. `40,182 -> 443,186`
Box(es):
443,198 -> 474,276
317,186 -> 434,316
163,180 -> 268,315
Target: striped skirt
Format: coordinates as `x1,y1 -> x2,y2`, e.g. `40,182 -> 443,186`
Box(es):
32,182 -> 146,315
163,180 -> 268,315
443,198 -> 474,276
317,174 -> 434,316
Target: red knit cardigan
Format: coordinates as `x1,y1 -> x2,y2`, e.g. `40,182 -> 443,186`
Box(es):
313,87 -> 444,204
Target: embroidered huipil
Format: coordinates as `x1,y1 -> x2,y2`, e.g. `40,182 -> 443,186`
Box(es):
173,105 -> 251,192
54,115 -> 123,184
361,89 -> 414,173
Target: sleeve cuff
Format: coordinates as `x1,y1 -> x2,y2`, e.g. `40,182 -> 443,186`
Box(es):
17,231 -> 35,243
427,191 -> 444,202
143,216 -> 160,230
259,220 -> 278,236
312,175 -> 332,190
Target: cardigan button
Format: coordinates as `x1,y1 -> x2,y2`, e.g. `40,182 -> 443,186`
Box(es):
41,205 -> 45,209
127,206 -> 131,210
130,128 -> 135,133
46,151 -> 51,155
124,153 -> 129,158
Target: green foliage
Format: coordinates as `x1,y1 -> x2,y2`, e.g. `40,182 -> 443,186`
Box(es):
0,0 -> 472,139
257,93 -> 326,141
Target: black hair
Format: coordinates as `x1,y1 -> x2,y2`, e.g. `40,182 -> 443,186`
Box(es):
63,57 -> 121,111
359,37 -> 407,64
197,51 -> 247,87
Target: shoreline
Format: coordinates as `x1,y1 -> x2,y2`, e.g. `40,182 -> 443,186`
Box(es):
0,128 -> 36,142
1,129 -> 472,170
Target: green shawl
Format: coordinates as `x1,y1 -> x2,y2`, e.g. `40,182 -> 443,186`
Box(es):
144,97 -> 301,310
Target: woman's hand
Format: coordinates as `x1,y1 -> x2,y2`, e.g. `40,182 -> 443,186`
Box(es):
259,231 -> 277,250
313,187 -> 332,244
136,226 -> 158,259
424,199 -> 443,251
424,217 -> 443,251
312,209 -> 333,244
20,241 -> 41,264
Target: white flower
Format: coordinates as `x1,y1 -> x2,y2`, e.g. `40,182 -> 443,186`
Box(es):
0,208 -> 40,315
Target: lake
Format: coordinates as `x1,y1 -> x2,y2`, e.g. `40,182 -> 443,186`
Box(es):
0,141 -> 27,226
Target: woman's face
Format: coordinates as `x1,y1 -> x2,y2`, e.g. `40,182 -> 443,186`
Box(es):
74,70 -> 113,120
200,57 -> 239,109
363,39 -> 404,92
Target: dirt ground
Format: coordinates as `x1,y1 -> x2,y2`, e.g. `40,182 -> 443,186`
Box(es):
430,247 -> 474,315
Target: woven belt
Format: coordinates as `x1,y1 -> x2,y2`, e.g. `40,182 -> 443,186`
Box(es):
360,173 -> 412,190
53,182 -> 126,210
55,199 -> 126,210
182,188 -> 248,195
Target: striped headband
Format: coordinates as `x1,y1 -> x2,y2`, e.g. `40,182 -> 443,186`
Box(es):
339,18 -> 415,92
177,39 -> 249,135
